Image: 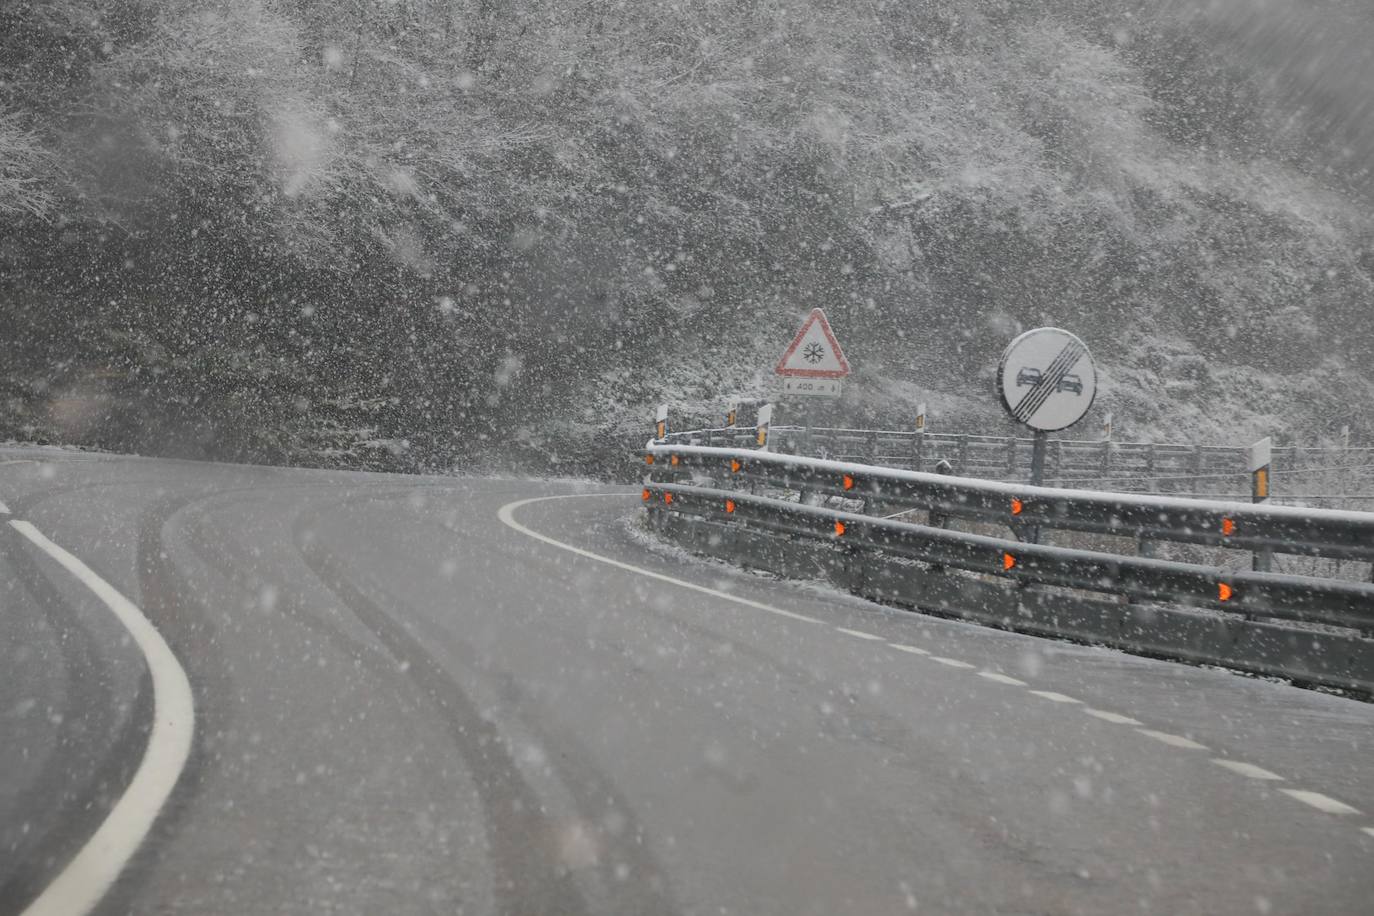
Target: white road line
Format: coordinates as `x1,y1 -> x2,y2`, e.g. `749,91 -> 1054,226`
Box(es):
1279,789 -> 1361,816
1211,759 -> 1283,781
511,494 -> 1374,836
977,671 -> 1027,686
1083,708 -> 1142,725
0,499 -> 10,514
1137,729 -> 1208,751
10,520 -> 195,916
497,495 -> 825,625
835,627 -> 884,641
1028,690 -> 1080,704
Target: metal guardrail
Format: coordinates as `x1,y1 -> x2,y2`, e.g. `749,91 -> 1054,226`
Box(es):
640,443 -> 1374,694
658,426 -> 1374,500
646,444 -> 1374,563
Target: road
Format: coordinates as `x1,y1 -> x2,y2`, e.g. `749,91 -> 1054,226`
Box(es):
1,448 -> 1372,915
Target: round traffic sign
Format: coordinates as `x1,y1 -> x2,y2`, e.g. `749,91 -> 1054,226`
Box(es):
996,328 -> 1097,431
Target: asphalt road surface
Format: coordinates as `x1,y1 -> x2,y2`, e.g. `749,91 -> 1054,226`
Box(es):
2,448 -> 1372,915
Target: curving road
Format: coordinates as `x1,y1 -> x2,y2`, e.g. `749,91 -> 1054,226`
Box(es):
2,448 -> 1372,915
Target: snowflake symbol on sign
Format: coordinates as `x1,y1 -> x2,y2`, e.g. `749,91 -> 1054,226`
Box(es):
803,342 -> 826,363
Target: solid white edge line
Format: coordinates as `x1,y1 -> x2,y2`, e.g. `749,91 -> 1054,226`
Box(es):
977,671 -> 1027,686
889,643 -> 929,656
497,494 -> 825,625
1278,789 -> 1362,816
1210,759 -> 1283,781
11,520 -> 195,916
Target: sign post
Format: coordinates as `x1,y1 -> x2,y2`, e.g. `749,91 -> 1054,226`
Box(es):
1249,436 -> 1273,572
654,404 -> 669,441
996,328 -> 1097,541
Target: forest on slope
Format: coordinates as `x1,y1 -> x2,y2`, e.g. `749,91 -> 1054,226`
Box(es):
2,0 -> 1372,472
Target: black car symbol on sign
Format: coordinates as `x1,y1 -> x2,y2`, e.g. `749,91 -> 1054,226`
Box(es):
1016,368 -> 1084,395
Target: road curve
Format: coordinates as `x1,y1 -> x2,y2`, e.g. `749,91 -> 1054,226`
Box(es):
1,449 -> 1372,915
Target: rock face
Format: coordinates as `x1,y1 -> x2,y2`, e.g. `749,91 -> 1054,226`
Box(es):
1,1 -> 1371,470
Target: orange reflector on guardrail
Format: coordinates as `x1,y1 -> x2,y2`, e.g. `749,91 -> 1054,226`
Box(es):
670,454 -> 679,466
1002,552 -> 1016,570
730,459 -> 742,473
664,492 -> 674,504
843,474 -> 854,491
1221,518 -> 1235,536
725,499 -> 735,514
1218,582 -> 1233,602
834,521 -> 846,537
642,488 -> 651,501
1011,498 -> 1023,516
645,454 -> 654,465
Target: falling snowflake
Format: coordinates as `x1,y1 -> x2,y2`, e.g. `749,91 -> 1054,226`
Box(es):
803,342 -> 825,363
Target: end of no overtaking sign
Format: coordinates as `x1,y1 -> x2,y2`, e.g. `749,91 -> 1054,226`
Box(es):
996,327 -> 1097,432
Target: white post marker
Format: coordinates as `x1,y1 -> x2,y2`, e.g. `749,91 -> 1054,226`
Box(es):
1249,436 -> 1272,503
916,402 -> 927,433
1248,436 -> 1273,572
1102,411 -> 1113,442
756,403 -> 773,450
654,404 -> 668,441
775,308 -> 849,399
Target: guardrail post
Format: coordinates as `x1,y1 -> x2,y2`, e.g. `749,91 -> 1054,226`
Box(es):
1191,445 -> 1204,494
1145,443 -> 1156,493
912,429 -> 925,472
1100,439 -> 1111,480
868,430 -> 881,462
957,434 -> 969,475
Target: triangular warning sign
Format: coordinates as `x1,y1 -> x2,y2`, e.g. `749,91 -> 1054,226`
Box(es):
775,308 -> 850,378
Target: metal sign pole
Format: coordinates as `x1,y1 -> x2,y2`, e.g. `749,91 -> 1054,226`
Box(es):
1029,429 -> 1049,487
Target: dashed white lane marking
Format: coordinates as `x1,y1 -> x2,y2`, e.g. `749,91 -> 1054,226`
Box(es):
930,656 -> 975,669
1211,759 -> 1283,781
1137,729 -> 1208,751
1279,790 -> 1361,816
1028,690 -> 1080,704
506,494 -> 1369,840
1084,708 -> 1142,726
10,520 -> 195,916
835,627 -> 884,641
497,496 -> 824,626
